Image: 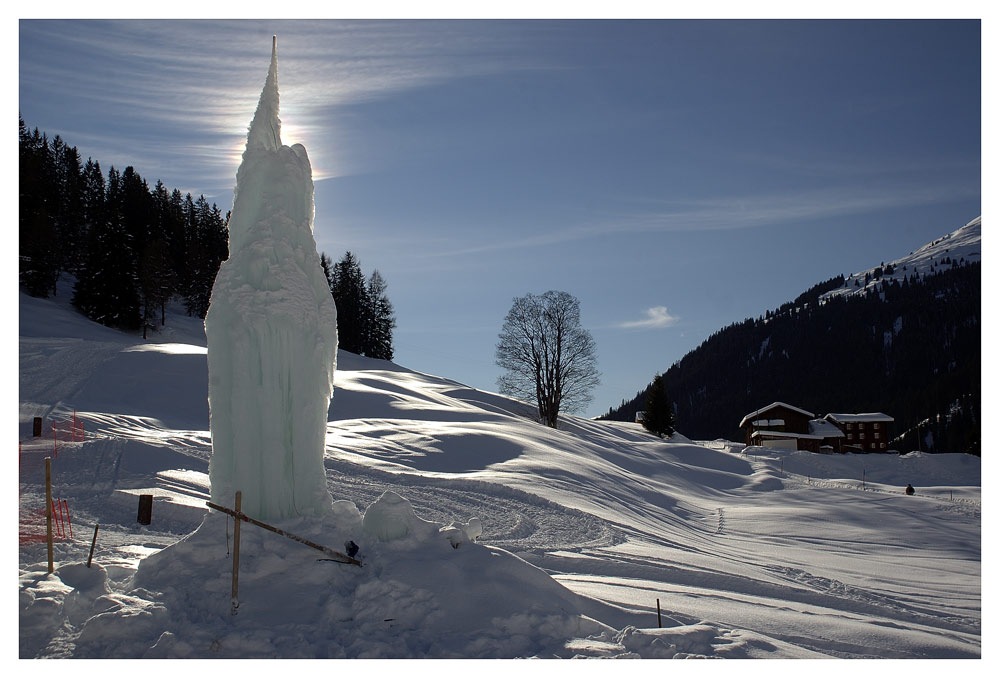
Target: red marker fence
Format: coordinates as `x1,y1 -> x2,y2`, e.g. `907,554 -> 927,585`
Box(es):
19,497 -> 73,544
49,412 -> 85,457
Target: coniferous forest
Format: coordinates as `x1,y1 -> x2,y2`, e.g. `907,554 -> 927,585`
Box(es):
19,116 -> 229,333
320,251 -> 396,361
19,117 -> 395,356
603,263 -> 981,455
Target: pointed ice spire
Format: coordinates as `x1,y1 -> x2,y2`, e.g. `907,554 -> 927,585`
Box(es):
246,35 -> 281,151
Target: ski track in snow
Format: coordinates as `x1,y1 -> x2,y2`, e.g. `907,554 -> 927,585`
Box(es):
323,458 -> 625,553
20,424 -> 980,658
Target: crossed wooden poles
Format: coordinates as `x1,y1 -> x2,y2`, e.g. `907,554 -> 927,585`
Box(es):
206,491 -> 362,615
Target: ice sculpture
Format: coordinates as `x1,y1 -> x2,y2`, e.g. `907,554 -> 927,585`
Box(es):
206,37 -> 338,520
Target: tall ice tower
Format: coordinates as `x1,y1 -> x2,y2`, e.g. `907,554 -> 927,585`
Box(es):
205,37 -> 339,520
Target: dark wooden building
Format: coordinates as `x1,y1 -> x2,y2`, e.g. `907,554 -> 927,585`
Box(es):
739,402 -> 893,453
739,402 -> 821,452
740,401 -> 849,453
823,413 -> 893,452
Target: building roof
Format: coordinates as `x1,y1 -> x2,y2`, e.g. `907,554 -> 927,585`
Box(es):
808,418 -> 845,438
739,402 -> 815,429
824,413 -> 894,424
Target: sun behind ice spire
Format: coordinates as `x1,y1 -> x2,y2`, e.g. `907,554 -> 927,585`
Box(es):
205,39 -> 339,520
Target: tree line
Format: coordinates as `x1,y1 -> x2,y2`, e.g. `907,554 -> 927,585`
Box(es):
602,263 -> 980,455
20,118 -> 397,360
320,251 -> 396,361
19,116 -> 228,334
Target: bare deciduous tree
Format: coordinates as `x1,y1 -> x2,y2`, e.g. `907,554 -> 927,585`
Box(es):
495,290 -> 600,428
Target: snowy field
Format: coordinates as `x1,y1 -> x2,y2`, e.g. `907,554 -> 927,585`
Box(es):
18,285 -> 981,659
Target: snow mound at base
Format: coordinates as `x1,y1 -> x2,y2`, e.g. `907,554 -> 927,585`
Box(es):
58,494 -> 619,658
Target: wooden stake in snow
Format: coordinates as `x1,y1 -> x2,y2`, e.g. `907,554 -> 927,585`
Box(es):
207,498 -> 362,566
656,598 -> 662,628
231,491 -> 242,616
137,494 -> 153,525
45,457 -> 53,573
87,524 -> 99,568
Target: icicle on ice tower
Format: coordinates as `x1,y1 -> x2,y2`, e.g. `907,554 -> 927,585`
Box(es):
205,37 -> 339,520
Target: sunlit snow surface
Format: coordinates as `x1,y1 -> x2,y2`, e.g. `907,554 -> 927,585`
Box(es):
204,42 -> 338,520
18,283 -> 980,658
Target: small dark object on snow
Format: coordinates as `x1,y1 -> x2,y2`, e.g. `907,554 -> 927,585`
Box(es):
345,540 -> 359,558
137,494 -> 153,524
905,484 -> 915,496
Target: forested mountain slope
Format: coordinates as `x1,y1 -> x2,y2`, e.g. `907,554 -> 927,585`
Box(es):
604,218 -> 981,455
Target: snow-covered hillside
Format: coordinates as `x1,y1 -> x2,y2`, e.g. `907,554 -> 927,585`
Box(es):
820,215 -> 981,303
18,285 -> 981,658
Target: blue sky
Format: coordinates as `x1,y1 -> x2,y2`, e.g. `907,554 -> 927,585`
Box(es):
18,18 -> 982,418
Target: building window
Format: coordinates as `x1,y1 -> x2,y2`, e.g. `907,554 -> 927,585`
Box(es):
848,432 -> 853,440
847,422 -> 853,430
860,432 -> 865,440
874,422 -> 880,430
874,432 -> 880,439
881,443 -> 886,449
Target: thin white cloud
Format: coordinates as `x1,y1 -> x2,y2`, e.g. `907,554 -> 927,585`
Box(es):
417,179 -> 979,261
20,19 -> 554,192
619,306 -> 679,330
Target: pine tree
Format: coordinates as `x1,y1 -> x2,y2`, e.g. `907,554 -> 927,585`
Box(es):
641,373 -> 675,438
183,195 -> 228,318
72,165 -> 141,330
139,237 -> 174,335
331,251 -> 368,354
19,125 -> 61,296
320,252 -> 335,291
365,269 -> 396,360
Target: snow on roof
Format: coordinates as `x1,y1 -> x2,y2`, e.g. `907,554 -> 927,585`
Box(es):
808,418 -> 845,438
750,430 -> 822,441
825,413 -> 894,423
739,402 -> 815,428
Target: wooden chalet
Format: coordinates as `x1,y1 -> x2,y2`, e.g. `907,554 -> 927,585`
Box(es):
740,402 -> 894,453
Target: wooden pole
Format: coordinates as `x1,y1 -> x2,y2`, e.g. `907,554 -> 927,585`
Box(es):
206,500 -> 362,566
45,457 -> 54,573
656,598 -> 662,628
231,490 -> 242,616
87,524 -> 99,568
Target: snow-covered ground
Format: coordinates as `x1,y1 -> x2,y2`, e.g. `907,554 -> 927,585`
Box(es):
18,284 -> 980,658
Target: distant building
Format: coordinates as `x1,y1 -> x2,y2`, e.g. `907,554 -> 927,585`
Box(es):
635,411 -> 646,424
739,402 -> 888,453
739,402 -> 823,452
823,413 -> 894,452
